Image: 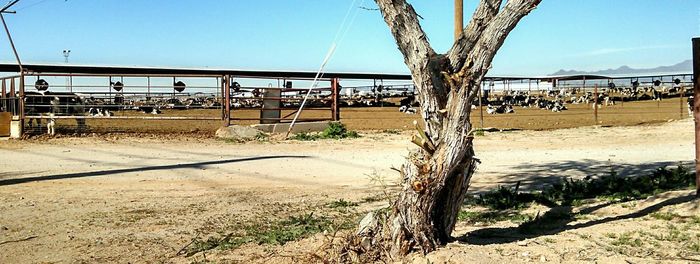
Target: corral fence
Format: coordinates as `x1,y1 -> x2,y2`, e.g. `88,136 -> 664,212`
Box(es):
467,74 -> 695,130
0,68 -> 695,135
0,70 -> 419,135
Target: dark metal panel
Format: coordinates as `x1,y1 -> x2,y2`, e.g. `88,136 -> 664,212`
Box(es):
0,63 -> 414,80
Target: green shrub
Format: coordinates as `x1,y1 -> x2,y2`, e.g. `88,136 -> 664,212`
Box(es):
328,199 -> 359,209
184,213 -> 333,256
291,122 -> 360,140
468,166 -> 695,210
290,132 -> 320,141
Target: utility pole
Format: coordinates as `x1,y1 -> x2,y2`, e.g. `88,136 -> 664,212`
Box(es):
454,0 -> 463,40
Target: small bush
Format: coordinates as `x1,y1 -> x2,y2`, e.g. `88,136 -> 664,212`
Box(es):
610,232 -> 643,247
458,210 -> 532,224
291,132 -> 320,141
467,166 -> 695,210
183,213 -> 333,256
328,199 -> 359,209
382,129 -> 401,134
649,212 -> 682,221
254,132 -> 269,141
320,122 -> 360,139
291,122 -> 360,140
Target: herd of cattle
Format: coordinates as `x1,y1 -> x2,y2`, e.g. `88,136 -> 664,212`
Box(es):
469,84 -> 692,115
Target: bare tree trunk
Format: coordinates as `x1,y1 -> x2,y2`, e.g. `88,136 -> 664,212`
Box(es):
351,0 -> 542,260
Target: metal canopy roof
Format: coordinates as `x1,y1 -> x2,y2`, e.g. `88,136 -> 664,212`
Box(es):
0,63 -> 413,80
0,63 -> 691,82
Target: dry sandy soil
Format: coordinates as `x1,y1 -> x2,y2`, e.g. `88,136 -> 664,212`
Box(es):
0,119 -> 698,263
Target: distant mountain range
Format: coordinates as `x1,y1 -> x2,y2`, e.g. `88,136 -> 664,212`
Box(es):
550,60 -> 692,76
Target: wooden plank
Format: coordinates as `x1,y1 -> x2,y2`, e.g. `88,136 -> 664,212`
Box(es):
0,112 -> 10,137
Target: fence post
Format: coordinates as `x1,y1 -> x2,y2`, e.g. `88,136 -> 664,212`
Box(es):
479,82 -> 484,129
1,79 -> 4,114
18,72 -> 24,133
681,86 -> 685,119
594,84 -> 598,125
224,75 -> 231,127
331,78 -> 340,121
220,76 -> 225,122
692,37 -> 700,198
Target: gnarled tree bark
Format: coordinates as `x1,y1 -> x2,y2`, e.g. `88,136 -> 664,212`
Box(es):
353,0 -> 541,260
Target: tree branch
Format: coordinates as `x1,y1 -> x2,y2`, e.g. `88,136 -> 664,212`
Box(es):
466,0 -> 541,80
447,0 -> 502,71
374,0 -> 435,74
440,0 -> 541,189
375,0 -> 450,142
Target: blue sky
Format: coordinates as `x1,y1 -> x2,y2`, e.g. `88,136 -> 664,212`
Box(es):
0,0 -> 699,76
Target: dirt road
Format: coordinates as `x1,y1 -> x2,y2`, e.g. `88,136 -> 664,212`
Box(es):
0,119 -> 694,263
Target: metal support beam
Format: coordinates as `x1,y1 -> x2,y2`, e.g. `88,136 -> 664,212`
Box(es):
0,11 -> 22,73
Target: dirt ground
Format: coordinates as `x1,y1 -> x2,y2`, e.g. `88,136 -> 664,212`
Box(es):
35,98 -> 692,134
0,119 -> 697,263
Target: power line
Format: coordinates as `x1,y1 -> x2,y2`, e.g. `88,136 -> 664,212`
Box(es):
14,0 -> 53,11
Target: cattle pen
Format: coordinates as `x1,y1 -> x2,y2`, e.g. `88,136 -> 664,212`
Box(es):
0,63 -> 695,136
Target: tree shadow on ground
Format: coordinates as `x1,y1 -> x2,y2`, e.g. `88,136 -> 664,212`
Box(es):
0,155 -> 308,186
471,159 -> 693,193
457,193 -> 697,245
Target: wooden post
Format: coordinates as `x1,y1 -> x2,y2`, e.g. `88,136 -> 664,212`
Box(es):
18,73 -> 24,132
224,75 -> 231,127
593,84 -> 598,125
692,37 -> 700,198
454,0 -> 463,40
331,78 -> 341,121
9,77 -> 15,115
479,82 -> 484,129
681,86 -> 685,119
9,77 -> 14,97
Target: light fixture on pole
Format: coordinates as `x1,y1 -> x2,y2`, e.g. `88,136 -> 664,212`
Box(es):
63,49 -> 70,63
63,49 -> 70,91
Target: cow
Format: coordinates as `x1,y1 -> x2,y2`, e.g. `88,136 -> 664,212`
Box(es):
24,91 -> 86,134
688,96 -> 694,117
137,106 -> 161,115
399,105 -> 417,114
87,107 -> 113,117
486,103 -> 515,114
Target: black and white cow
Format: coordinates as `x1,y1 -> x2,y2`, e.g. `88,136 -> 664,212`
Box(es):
24,91 -> 86,134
